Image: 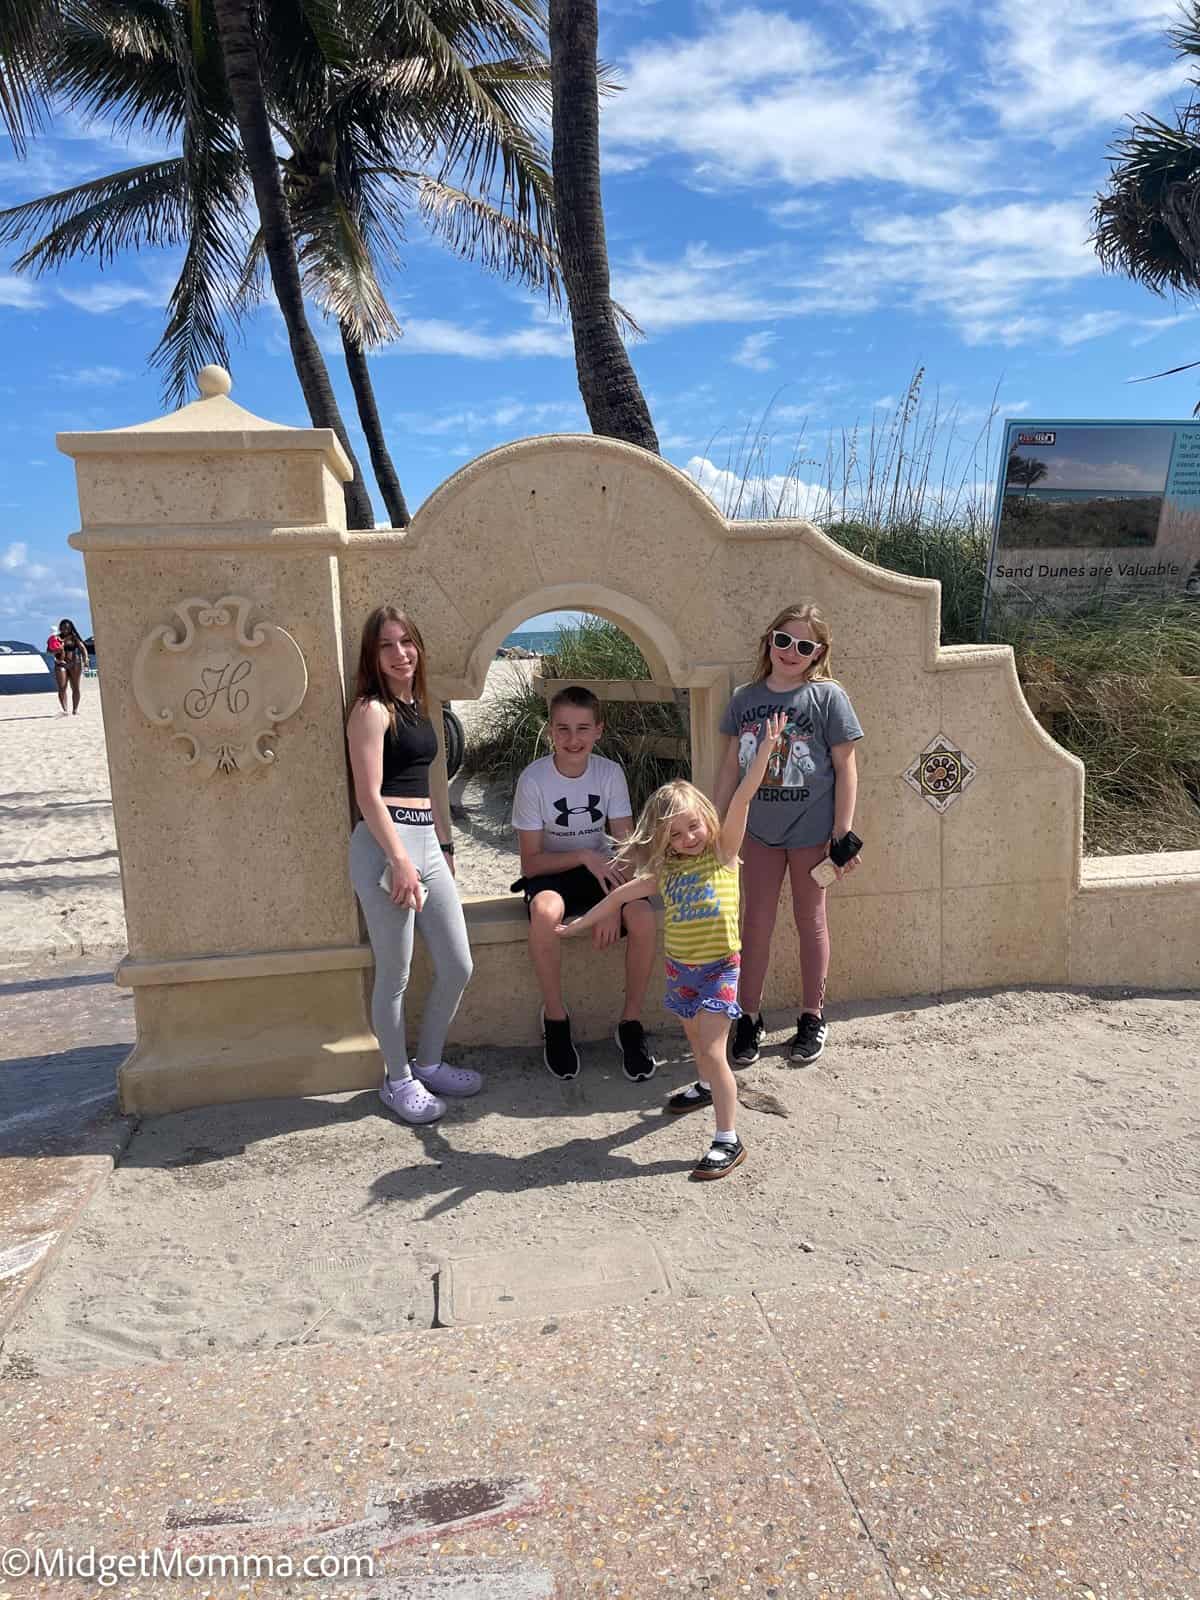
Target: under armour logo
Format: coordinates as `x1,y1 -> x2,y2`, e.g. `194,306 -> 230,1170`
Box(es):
554,795 -> 603,826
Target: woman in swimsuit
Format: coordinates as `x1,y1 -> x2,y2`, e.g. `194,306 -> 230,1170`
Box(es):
48,618 -> 87,715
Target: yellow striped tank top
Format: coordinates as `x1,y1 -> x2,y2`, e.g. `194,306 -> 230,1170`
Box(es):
660,847 -> 740,964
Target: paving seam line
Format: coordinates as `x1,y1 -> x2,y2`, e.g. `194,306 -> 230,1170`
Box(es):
750,1289 -> 904,1600
0,1118 -> 137,1348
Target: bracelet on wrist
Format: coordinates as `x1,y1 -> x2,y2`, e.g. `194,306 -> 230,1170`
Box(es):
439,841 -> 455,855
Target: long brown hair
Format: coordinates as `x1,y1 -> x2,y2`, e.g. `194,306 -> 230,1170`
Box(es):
352,605 -> 430,727
752,602 -> 834,684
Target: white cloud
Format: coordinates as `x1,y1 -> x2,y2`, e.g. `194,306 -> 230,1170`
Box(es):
686,454 -> 829,520
614,243 -> 854,333
0,274 -> 42,309
1055,309 -> 1130,346
0,540 -> 52,582
732,331 -> 779,371
397,398 -> 585,436
55,365 -> 130,387
394,318 -> 571,359
983,0 -> 1190,142
817,200 -> 1104,344
852,0 -> 957,26
59,283 -> 159,314
605,7 -> 981,193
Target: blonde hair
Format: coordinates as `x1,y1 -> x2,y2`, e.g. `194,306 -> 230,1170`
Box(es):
752,601 -> 834,684
615,779 -> 722,882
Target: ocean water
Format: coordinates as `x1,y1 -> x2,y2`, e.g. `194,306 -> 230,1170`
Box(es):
498,629 -> 559,655
1005,488 -> 1163,502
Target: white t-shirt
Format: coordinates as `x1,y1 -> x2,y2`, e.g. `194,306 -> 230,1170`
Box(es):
512,754 -> 633,857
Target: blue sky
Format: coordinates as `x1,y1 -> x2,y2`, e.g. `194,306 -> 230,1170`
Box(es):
4,0 -> 1200,644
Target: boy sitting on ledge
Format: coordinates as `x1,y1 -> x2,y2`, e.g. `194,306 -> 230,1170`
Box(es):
511,685 -> 658,1082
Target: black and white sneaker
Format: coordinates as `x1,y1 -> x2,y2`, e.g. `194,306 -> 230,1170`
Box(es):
615,1020 -> 657,1082
730,1012 -> 764,1066
542,1009 -> 580,1080
789,1012 -> 828,1064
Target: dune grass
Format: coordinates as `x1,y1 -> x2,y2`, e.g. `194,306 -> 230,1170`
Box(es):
464,615 -> 688,817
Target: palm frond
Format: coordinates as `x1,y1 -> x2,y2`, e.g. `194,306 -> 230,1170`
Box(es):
415,172 -> 559,298
294,187 -> 401,346
0,159 -> 190,268
0,0 -> 58,149
51,1 -> 195,142
1094,111 -> 1200,296
229,225 -> 269,320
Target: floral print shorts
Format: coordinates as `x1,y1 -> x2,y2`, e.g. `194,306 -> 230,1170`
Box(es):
663,952 -> 742,1021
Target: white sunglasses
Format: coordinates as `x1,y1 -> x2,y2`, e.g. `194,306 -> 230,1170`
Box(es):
771,629 -> 821,657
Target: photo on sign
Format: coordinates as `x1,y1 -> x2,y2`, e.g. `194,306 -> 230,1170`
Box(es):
985,419 -> 1200,627
998,425 -> 1171,550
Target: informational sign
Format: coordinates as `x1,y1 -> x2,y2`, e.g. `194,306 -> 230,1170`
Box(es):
984,419 -> 1200,628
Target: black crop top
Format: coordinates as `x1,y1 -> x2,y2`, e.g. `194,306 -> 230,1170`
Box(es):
380,707 -> 438,797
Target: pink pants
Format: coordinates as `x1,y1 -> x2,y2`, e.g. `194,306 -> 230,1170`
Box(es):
739,835 -> 829,1017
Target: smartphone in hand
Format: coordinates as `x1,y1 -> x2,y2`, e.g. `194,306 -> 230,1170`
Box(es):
810,831 -> 863,887
379,863 -> 426,910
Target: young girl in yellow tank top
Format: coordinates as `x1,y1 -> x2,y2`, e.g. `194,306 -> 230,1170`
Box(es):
557,713 -> 784,1181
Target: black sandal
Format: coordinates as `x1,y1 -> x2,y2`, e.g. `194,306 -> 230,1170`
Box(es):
689,1137 -> 746,1181
665,1081 -> 713,1115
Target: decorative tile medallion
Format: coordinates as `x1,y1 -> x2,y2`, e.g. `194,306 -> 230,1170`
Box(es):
903,734 -> 978,813
133,595 -> 308,775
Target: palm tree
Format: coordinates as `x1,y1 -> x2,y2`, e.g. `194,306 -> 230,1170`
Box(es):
0,0 -> 375,525
1093,5 -> 1200,391
1006,453 -> 1048,497
547,0 -> 657,451
0,0 -> 561,526
255,0 -> 560,523
203,0 -> 377,526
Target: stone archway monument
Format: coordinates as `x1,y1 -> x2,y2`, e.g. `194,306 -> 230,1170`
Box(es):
60,370 -> 1200,1115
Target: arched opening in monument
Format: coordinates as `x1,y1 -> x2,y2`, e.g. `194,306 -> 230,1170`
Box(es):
448,607 -> 692,901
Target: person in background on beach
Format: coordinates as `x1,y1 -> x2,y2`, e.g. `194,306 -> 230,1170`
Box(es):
557,715 -> 785,1180
511,685 -> 658,1082
47,618 -> 87,715
347,605 -> 478,1126
715,602 -> 863,1068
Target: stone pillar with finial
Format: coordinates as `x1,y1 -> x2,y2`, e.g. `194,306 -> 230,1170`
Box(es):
59,366 -> 379,1113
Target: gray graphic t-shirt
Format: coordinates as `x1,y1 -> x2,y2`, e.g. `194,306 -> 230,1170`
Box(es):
720,679 -> 864,848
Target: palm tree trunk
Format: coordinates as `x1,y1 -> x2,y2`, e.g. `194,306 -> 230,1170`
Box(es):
548,0 -> 658,453
208,0 -> 375,530
340,324 -> 410,527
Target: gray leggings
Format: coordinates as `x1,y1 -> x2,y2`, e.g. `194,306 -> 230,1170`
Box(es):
350,816 -> 473,1075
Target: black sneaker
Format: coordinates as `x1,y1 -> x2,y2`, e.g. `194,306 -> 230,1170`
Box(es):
730,1012 -> 764,1066
615,1020 -> 657,1082
542,1009 -> 580,1080
789,1012 -> 827,1064
690,1137 -> 747,1181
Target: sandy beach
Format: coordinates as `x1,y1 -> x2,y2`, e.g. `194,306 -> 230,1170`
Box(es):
0,686 -> 124,961
4,979 -> 1198,1376
0,661 -> 534,962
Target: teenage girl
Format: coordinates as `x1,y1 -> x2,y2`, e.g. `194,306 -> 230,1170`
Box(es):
49,618 -> 87,715
714,602 -> 863,1067
557,715 -> 785,1181
346,605 -> 478,1125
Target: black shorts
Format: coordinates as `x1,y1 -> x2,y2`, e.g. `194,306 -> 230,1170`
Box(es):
512,865 -> 627,935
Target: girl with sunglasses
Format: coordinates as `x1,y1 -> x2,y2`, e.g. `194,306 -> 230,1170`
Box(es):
713,602 -> 863,1066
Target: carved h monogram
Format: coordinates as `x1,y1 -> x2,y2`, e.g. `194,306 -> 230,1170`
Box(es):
133,597 -> 308,775
185,659 -> 253,720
